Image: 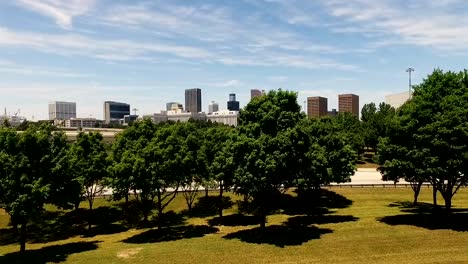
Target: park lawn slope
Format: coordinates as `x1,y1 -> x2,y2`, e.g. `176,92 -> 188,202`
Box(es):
0,188 -> 468,264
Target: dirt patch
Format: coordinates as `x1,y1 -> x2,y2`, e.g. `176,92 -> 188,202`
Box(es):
117,247 -> 142,259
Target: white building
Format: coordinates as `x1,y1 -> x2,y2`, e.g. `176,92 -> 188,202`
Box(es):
385,91 -> 411,109
207,110 -> 239,127
208,101 -> 219,114
146,110 -> 239,126
48,101 -> 76,120
64,118 -> 98,128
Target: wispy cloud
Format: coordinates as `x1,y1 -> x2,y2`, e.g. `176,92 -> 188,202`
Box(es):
15,0 -> 95,29
321,0 -> 468,51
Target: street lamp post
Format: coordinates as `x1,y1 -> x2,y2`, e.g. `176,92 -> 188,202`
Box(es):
406,67 -> 414,98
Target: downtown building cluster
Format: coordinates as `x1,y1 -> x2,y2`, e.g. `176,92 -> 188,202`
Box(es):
306,94 -> 360,118
48,88 -> 266,128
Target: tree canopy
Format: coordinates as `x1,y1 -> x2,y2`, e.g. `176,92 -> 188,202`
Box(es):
377,69 -> 468,209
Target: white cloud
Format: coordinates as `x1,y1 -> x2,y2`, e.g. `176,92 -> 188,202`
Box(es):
220,80 -> 242,87
15,0 -> 95,29
321,0 -> 468,51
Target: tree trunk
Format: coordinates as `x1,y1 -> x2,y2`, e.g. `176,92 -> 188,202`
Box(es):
444,196 -> 452,210
142,206 -> 149,224
259,212 -> 266,229
205,187 -> 209,197
157,191 -> 163,230
19,221 -> 27,254
218,185 -> 224,218
432,185 -> 438,206
125,193 -> 129,206
88,200 -> 93,230
412,181 -> 423,206
74,201 -> 80,211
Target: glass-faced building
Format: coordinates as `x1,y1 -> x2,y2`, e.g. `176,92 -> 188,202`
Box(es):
103,101 -> 130,124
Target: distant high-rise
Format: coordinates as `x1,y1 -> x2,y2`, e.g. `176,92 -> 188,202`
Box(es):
307,97 -> 328,118
251,89 -> 263,100
48,101 -> 76,120
338,94 -> 359,117
104,101 -> 130,124
385,91 -> 411,109
185,88 -> 202,113
208,101 -> 219,114
227,93 -> 240,111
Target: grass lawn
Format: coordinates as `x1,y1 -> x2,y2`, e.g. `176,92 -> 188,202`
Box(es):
1,187 -> 468,264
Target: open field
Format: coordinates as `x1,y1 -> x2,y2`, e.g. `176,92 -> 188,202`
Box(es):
1,188 -> 468,264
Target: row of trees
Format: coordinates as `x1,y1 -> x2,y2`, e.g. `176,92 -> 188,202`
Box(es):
0,90 -> 358,253
377,70 -> 468,209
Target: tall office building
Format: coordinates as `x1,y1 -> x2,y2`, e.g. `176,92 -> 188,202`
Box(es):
104,101 -> 130,124
307,97 -> 328,118
208,101 -> 219,114
251,89 -> 263,100
227,93 -> 240,111
338,94 -> 359,117
385,91 -> 411,109
185,88 -> 202,113
48,101 -> 76,120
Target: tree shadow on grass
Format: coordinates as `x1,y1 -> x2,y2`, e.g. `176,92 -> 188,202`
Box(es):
0,241 -> 100,264
208,214 -> 261,226
145,210 -> 187,229
281,189 -> 353,216
286,215 -> 359,226
182,196 -> 234,218
0,206 -> 129,246
122,225 -> 219,244
378,201 -> 468,232
223,225 -> 332,248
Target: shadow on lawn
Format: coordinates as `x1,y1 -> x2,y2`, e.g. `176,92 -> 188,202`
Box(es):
182,196 -> 234,218
0,241 -> 100,264
223,225 -> 332,248
0,207 -> 129,246
286,214 -> 358,226
208,214 -> 261,226
122,225 -> 219,244
281,189 -> 353,216
378,201 -> 468,232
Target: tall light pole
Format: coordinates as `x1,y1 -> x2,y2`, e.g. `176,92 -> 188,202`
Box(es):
406,67 -> 414,98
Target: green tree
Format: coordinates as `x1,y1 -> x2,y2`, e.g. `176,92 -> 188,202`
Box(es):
377,69 -> 468,209
234,90 -> 307,228
108,119 -> 156,207
198,124 -> 236,217
361,102 -> 396,151
68,132 -> 109,228
295,118 -> 356,190
0,126 -> 65,253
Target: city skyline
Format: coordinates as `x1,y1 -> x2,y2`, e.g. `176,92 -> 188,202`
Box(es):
2,1 -> 468,119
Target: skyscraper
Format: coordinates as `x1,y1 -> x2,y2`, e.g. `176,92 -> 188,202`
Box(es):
48,101 -> 76,120
103,101 -> 130,124
208,101 -> 219,114
227,93 -> 240,111
338,94 -> 359,117
307,97 -> 328,118
185,88 -> 202,113
251,89 -> 262,100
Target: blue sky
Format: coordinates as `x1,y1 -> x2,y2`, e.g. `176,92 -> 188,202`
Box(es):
1,0 -> 468,120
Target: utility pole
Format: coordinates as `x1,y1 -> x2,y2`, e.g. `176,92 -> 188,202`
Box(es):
406,67 -> 414,98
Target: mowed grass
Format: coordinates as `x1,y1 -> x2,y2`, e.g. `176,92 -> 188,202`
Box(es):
1,188 -> 468,264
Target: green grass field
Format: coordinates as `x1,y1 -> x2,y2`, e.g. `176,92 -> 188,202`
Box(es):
1,187 -> 468,264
